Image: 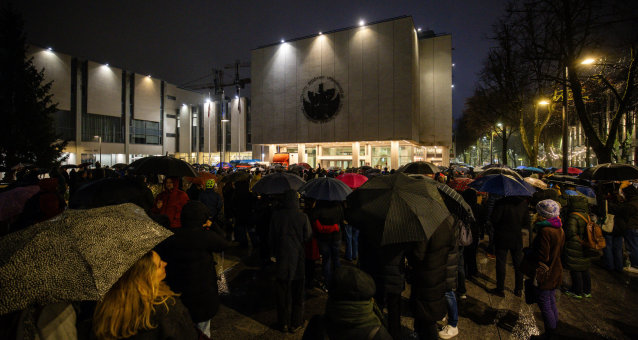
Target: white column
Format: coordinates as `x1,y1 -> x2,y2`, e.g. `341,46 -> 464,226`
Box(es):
267,144 -> 276,162
390,141 -> 399,170
352,142 -> 360,167
441,146 -> 450,166
365,144 -> 372,166
298,144 -> 306,163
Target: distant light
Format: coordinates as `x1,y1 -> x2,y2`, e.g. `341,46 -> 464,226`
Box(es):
205,98 -> 211,104
538,100 -> 549,105
47,47 -> 52,51
451,84 -> 455,88
147,74 -> 151,78
359,19 -> 365,26
222,119 -> 229,122
105,63 -> 109,67
235,95 -> 239,99
182,103 -> 187,107
280,39 -> 285,43
318,31 -> 322,35
417,28 -> 422,32
452,63 -> 455,67
581,58 -> 596,65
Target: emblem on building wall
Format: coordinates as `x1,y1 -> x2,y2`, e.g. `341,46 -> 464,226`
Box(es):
301,76 -> 344,122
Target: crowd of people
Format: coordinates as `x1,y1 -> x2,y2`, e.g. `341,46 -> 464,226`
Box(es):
1,161 -> 637,340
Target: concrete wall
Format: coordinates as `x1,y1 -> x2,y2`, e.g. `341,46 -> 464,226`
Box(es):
28,46 -> 72,111
134,74 -> 161,122
230,97 -> 247,152
87,61 -> 121,116
251,17 -> 419,145
418,35 -> 452,148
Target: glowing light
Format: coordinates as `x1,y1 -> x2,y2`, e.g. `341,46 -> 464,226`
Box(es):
417,28 -> 422,32
581,58 -> 596,65
47,47 -> 52,51
359,19 -> 365,26
538,100 -> 549,105
235,95 -> 239,99
105,63 -> 109,67
205,98 -> 211,104
452,63 -> 455,67
451,84 -> 455,88
280,39 -> 285,43
318,31 -> 322,35
147,74 -> 151,78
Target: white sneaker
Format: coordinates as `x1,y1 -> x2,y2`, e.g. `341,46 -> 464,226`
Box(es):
624,266 -> 638,274
438,325 -> 459,339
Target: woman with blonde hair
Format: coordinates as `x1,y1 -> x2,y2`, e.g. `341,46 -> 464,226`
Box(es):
93,251 -> 198,340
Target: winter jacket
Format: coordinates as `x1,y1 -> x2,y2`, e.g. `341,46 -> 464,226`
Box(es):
527,217 -> 565,290
269,190 -> 312,281
408,215 -> 455,324
310,201 -> 344,243
157,201 -> 230,322
615,195 -> 638,233
445,218 -> 461,291
152,187 -> 190,228
231,181 -> 256,225
359,242 -> 409,297
563,196 -> 596,271
122,298 -> 198,340
491,196 -> 530,249
199,188 -> 223,221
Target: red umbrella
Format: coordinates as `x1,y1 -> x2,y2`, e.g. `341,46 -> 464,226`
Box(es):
336,173 -> 368,189
556,167 -> 583,175
0,185 -> 40,221
448,178 -> 474,192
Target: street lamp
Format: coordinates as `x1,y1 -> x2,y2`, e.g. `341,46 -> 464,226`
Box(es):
94,135 -> 102,165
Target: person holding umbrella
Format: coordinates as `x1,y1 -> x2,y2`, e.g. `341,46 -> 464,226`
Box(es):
152,177 -> 190,229
92,251 -> 198,340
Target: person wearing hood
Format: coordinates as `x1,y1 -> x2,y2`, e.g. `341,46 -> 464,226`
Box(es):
152,177 -> 190,228
199,179 -> 223,222
302,266 -> 392,340
615,185 -> 638,273
563,193 -> 597,299
269,190 -> 312,333
525,199 -> 565,340
156,200 -> 230,338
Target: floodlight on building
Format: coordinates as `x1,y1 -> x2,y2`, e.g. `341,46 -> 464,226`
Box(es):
47,47 -> 52,51
182,103 -> 187,107
222,119 -> 229,122
147,74 -> 151,78
581,58 -> 596,65
281,39 -> 285,43
105,63 -> 109,67
451,84 -> 455,88
538,100 -> 550,105
452,63 -> 455,67
417,28 -> 422,32
235,95 -> 239,99
359,19 -> 365,26
205,98 -> 211,104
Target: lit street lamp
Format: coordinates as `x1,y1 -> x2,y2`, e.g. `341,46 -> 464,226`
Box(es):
94,135 -> 102,165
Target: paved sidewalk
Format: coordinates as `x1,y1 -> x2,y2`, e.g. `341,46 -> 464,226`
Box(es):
210,240 -> 638,340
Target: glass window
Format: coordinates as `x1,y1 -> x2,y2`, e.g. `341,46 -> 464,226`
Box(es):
82,113 -> 123,143
306,147 -> 316,168
371,146 -> 390,168
130,119 -> 161,145
54,110 -> 75,141
399,146 -> 413,167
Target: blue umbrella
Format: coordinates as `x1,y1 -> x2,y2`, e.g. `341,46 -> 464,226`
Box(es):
298,177 -> 352,201
524,166 -> 545,173
575,186 -> 596,198
516,165 -> 527,170
469,174 -> 534,197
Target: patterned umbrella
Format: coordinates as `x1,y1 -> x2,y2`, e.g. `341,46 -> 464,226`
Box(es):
479,167 -> 524,181
448,178 -> 474,192
408,175 -> 475,223
0,185 -> 40,221
0,203 -> 172,315
336,173 -> 369,189
298,177 -> 352,201
346,173 -> 451,245
128,156 -> 197,177
252,172 -> 306,194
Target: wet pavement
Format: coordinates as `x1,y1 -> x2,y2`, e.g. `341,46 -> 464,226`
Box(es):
210,234 -> 638,340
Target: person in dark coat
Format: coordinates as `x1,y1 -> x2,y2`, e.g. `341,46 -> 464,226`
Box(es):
489,196 -> 530,297
525,199 -> 565,339
269,190 -> 312,333
199,179 -> 223,222
185,179 -> 203,201
440,218 -> 461,339
563,194 -> 596,298
461,189 -> 480,280
408,215 -> 456,340
309,200 -> 344,290
616,185 -> 638,273
156,201 -> 230,338
231,180 -> 257,247
302,266 -> 392,340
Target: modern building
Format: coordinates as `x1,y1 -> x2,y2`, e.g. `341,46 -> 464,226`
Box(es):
250,16 -> 453,168
28,46 -> 251,166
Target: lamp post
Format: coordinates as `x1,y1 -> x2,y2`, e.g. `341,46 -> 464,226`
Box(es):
94,135 -> 102,164
562,65 -> 569,174
496,122 -> 503,164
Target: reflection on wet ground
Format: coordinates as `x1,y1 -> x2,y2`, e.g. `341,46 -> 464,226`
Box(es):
211,239 -> 638,339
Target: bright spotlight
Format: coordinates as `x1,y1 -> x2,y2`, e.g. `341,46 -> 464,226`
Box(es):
581,58 -> 596,65
451,84 -> 455,88
280,39 -> 285,43
417,28 -> 422,32
205,98 -> 211,104
318,31 -> 322,35
105,63 -> 109,67
359,19 -> 365,26
539,100 -> 549,105
47,47 -> 53,51
147,74 -> 151,78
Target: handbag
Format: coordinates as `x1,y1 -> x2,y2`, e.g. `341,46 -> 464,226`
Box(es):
601,200 -> 615,233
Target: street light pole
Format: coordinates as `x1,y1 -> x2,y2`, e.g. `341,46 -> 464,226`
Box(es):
490,131 -> 493,164
562,65 -> 569,174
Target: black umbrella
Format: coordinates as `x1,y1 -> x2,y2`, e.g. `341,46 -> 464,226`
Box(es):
479,167 -> 524,181
397,161 -> 440,175
220,170 -> 251,184
482,163 -> 509,169
127,156 -> 197,177
69,177 -> 154,211
252,172 -> 306,195
579,163 -> 638,181
298,177 -> 352,201
346,173 -> 451,245
408,174 -> 475,223
60,164 -> 78,169
111,163 -> 128,170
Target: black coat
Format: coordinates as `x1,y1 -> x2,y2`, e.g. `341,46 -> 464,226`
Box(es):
310,201 -> 344,243
491,196 -> 530,249
269,190 -> 312,281
231,181 -> 256,224
359,241 -> 409,297
445,219 -> 460,291
157,202 -> 230,322
408,215 -> 455,324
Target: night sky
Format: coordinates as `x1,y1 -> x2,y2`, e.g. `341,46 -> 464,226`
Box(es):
12,0 -> 507,122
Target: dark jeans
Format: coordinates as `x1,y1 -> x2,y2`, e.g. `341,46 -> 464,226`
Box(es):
569,270 -> 591,295
495,246 -> 523,292
603,234 -> 624,271
318,239 -> 341,286
535,288 -> 558,333
445,291 -> 458,327
464,236 -> 479,278
343,224 -> 359,260
275,279 -> 305,328
487,223 -> 495,254
385,293 -> 402,340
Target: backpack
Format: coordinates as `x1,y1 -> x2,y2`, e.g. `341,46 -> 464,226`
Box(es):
456,218 -> 473,247
572,212 -> 606,250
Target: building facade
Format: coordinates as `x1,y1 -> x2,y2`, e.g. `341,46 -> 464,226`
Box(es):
28,46 -> 250,166
250,16 -> 453,168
